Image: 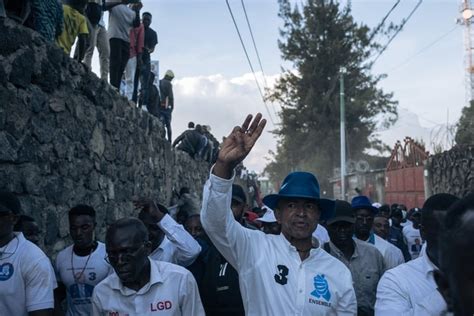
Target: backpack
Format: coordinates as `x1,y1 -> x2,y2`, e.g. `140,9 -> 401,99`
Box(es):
85,2 -> 102,26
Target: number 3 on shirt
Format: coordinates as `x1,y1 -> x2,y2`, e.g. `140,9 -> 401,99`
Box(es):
274,265 -> 289,285
88,272 -> 96,281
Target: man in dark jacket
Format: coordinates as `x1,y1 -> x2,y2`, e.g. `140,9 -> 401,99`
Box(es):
159,69 -> 174,142
172,124 -> 205,159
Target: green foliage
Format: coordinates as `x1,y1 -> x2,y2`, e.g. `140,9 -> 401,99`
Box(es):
265,0 -> 398,191
455,100 -> 474,145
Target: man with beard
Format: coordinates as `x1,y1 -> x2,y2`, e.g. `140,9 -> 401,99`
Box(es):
200,113 -> 356,315
54,205 -> 112,315
91,217 -> 204,315
376,193 -> 459,315
352,196 -> 404,269
324,200 -> 384,316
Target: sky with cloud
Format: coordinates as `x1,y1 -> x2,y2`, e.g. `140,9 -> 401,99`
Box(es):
93,0 -> 466,173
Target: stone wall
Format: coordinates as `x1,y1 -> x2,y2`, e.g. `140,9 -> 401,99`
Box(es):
0,19 -> 210,255
425,145 -> 474,198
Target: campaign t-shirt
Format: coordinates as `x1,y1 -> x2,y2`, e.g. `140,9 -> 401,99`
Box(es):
0,233 -> 56,316
55,242 -> 112,316
56,5 -> 89,54
402,224 -> 423,260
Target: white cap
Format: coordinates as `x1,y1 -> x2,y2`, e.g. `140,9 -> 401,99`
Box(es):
256,206 -> 277,223
372,202 -> 382,209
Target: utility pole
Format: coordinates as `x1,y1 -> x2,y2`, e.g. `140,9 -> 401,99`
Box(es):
460,0 -> 474,103
340,67 -> 346,200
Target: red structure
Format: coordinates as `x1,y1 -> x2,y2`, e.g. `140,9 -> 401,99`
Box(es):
385,137 -> 429,209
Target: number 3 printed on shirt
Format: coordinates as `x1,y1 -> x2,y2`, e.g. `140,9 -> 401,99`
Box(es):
274,265 -> 289,285
88,272 -> 96,281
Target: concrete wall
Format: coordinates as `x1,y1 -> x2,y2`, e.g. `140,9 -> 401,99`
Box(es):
0,19 -> 210,255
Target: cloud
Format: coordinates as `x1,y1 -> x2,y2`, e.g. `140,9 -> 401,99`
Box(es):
172,73 -> 279,173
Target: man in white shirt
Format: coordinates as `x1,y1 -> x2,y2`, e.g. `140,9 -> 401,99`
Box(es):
375,193 -> 459,315
313,223 -> 330,245
54,205 -> 112,316
435,193 -> 474,316
402,208 -> 423,259
201,113 -> 357,315
352,196 -> 404,269
91,217 -> 204,315
0,191 -> 56,316
135,199 -> 201,266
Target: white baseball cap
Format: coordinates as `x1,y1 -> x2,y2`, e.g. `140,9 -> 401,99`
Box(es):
256,206 -> 277,223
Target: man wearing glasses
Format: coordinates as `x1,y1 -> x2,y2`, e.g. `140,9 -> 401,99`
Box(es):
352,196 -> 404,270
0,191 -> 56,316
54,205 -> 112,315
91,217 -> 204,315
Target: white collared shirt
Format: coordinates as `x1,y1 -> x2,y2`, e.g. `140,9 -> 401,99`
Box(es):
148,214 -> 201,267
91,258 -> 205,316
371,234 -> 405,270
375,243 -> 447,315
0,233 -> 56,316
201,172 -> 357,316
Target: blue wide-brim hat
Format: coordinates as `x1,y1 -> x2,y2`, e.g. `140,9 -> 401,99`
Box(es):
351,195 -> 378,214
262,172 -> 335,221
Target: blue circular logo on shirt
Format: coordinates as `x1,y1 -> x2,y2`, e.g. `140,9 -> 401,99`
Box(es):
0,263 -> 14,281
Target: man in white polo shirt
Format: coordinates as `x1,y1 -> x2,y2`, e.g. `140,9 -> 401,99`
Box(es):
201,113 -> 357,315
135,199 -> 201,267
91,217 -> 204,315
54,205 -> 112,315
352,196 -> 404,269
375,193 -> 459,315
0,191 -> 56,316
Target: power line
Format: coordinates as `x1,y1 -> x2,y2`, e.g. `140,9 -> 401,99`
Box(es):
240,0 -> 279,118
225,0 -> 275,125
368,0 -> 402,43
372,0 -> 423,65
388,25 -> 459,72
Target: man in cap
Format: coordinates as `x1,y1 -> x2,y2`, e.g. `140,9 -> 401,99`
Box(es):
91,217 -> 204,315
375,193 -> 459,315
386,208 -> 411,262
403,207 -> 423,259
0,191 -> 56,316
324,200 -> 385,316
135,198 -> 201,267
352,196 -> 404,269
255,206 -> 281,235
201,113 -> 356,315
435,193 -> 474,316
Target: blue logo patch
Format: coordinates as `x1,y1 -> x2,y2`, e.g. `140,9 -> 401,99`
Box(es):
311,274 -> 331,301
0,263 -> 14,281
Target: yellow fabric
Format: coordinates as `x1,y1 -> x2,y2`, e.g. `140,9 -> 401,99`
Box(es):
56,5 -> 89,54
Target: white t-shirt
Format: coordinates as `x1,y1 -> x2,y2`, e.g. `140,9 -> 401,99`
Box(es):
371,234 -> 404,270
201,172 -> 357,315
402,224 -> 423,260
92,258 -> 205,315
0,232 -> 56,316
108,4 -> 136,42
55,242 -> 112,316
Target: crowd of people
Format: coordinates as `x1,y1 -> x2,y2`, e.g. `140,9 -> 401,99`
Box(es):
1,0 -> 176,142
0,113 -> 473,316
173,122 -> 220,163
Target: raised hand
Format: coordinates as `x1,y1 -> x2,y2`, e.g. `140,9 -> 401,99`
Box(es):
133,198 -> 166,222
213,113 -> 266,179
